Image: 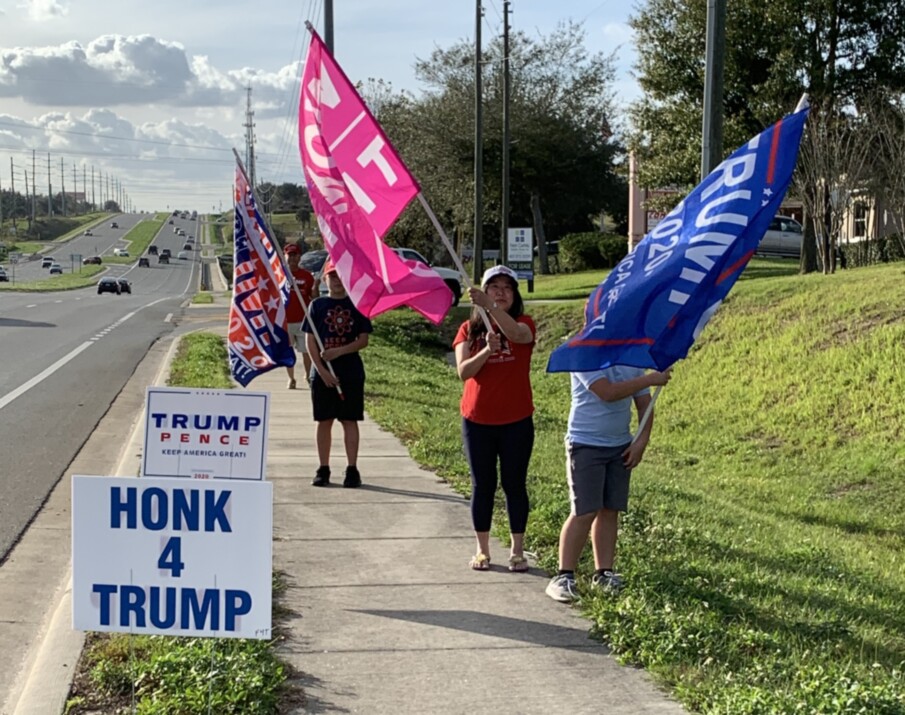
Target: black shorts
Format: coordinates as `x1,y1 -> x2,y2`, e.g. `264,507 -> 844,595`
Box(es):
310,375 -> 365,422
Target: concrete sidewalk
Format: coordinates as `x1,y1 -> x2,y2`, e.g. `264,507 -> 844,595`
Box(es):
259,366 -> 685,713
1,307 -> 686,714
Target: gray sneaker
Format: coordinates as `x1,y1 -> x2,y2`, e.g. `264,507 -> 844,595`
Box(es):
591,570 -> 624,593
545,574 -> 579,603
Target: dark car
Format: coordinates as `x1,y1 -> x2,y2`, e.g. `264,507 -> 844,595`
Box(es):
138,257 -> 150,267
160,248 -> 172,258
97,277 -> 121,295
148,245 -> 158,255
159,254 -> 170,264
110,221 -> 119,229
183,243 -> 193,251
117,278 -> 131,294
84,229 -> 93,236
0,267 -> 8,282
82,256 -> 103,265
300,249 -> 328,274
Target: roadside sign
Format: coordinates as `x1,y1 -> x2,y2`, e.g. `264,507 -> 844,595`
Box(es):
9,252 -> 20,265
142,387 -> 270,481
72,475 -> 273,639
507,228 -> 533,262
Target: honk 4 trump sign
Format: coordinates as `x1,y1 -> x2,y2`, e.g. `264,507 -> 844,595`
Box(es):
72,476 -> 272,639
142,387 -> 269,481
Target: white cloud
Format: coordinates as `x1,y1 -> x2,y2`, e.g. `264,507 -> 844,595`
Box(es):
0,34 -> 299,111
20,0 -> 68,21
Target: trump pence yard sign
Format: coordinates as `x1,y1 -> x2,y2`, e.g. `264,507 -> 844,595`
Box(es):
72,475 -> 273,639
142,387 -> 269,481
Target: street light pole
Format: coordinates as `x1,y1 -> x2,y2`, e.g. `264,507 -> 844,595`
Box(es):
701,0 -> 727,178
324,0 -> 334,53
473,0 -> 484,285
501,0 -> 511,267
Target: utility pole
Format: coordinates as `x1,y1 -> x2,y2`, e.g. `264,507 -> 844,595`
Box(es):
501,0 -> 511,266
61,157 -> 66,216
47,153 -> 53,217
82,166 -> 87,214
106,173 -> 110,209
91,166 -> 95,210
244,87 -> 257,189
24,169 -> 31,230
31,150 -> 36,223
473,0 -> 484,285
10,158 -> 17,234
324,0 -> 334,53
701,0 -> 727,178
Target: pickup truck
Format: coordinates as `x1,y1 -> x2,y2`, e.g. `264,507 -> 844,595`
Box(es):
392,247 -> 463,305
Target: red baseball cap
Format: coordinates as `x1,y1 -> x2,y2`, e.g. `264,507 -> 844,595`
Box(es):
322,259 -> 337,276
284,243 -> 300,255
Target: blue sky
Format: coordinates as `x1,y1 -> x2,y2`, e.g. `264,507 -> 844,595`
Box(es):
0,0 -> 640,211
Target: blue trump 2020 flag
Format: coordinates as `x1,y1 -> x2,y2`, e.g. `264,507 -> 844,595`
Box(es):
547,104 -> 809,374
228,164 -> 296,386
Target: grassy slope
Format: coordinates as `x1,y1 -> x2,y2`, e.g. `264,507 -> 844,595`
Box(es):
362,261 -> 905,714
102,216 -> 167,264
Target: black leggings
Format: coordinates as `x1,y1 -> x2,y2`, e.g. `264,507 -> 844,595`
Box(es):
462,416 -> 534,533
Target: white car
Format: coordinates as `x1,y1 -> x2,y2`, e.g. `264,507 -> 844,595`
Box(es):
392,247 -> 463,305
49,263 -> 63,275
177,251 -> 188,260
113,248 -> 130,257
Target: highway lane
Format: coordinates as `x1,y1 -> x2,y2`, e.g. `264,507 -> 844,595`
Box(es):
0,214 -> 207,560
8,213 -> 145,283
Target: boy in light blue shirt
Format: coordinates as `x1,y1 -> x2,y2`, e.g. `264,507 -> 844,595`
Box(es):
546,365 -> 671,602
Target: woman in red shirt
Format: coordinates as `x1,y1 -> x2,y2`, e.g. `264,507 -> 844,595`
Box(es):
453,265 -> 536,572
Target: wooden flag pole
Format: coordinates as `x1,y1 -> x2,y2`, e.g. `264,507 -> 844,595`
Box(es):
416,193 -> 493,333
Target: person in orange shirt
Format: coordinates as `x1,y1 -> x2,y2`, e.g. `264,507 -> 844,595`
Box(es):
283,243 -> 316,389
453,266 -> 536,572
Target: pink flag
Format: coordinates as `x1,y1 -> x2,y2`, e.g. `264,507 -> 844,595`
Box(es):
298,29 -> 453,325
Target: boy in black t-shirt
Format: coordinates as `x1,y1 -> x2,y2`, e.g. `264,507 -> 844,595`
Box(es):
303,260 -> 373,488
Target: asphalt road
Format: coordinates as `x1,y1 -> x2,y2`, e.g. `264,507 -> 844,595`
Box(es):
0,213 -> 205,560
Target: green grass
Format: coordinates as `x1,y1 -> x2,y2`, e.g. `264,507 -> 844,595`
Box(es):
103,216 -> 167,264
0,264 -> 104,291
361,262 -> 905,714
192,291 -> 214,304
66,333 -> 291,715
1,240 -> 43,255
461,257 -> 802,303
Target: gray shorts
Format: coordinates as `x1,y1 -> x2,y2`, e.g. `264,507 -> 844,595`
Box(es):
566,441 -> 632,515
287,322 -> 308,353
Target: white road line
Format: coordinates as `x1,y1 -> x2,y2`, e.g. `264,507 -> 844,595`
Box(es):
0,341 -> 93,411
0,303 -> 156,413
164,313 -> 173,323
26,304 -> 37,308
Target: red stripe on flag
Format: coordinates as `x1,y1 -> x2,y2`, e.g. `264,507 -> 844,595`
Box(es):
717,250 -> 755,285
766,118 -> 783,185
571,337 -> 655,348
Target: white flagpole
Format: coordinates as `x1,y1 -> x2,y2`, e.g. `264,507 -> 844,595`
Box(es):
632,384 -> 662,444
232,149 -> 343,396
416,193 -> 493,332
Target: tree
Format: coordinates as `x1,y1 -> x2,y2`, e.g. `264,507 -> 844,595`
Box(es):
870,95 -> 905,256
629,0 -> 905,272
374,22 -> 625,269
103,200 -> 120,212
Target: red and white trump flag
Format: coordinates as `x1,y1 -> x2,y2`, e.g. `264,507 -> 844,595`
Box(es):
298,28 -> 453,324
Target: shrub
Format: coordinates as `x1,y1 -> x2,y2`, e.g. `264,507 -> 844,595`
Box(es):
560,232 -> 629,272
839,234 -> 905,268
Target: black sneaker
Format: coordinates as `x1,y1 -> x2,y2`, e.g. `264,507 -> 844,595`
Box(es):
312,466 -> 330,487
343,465 -> 361,488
